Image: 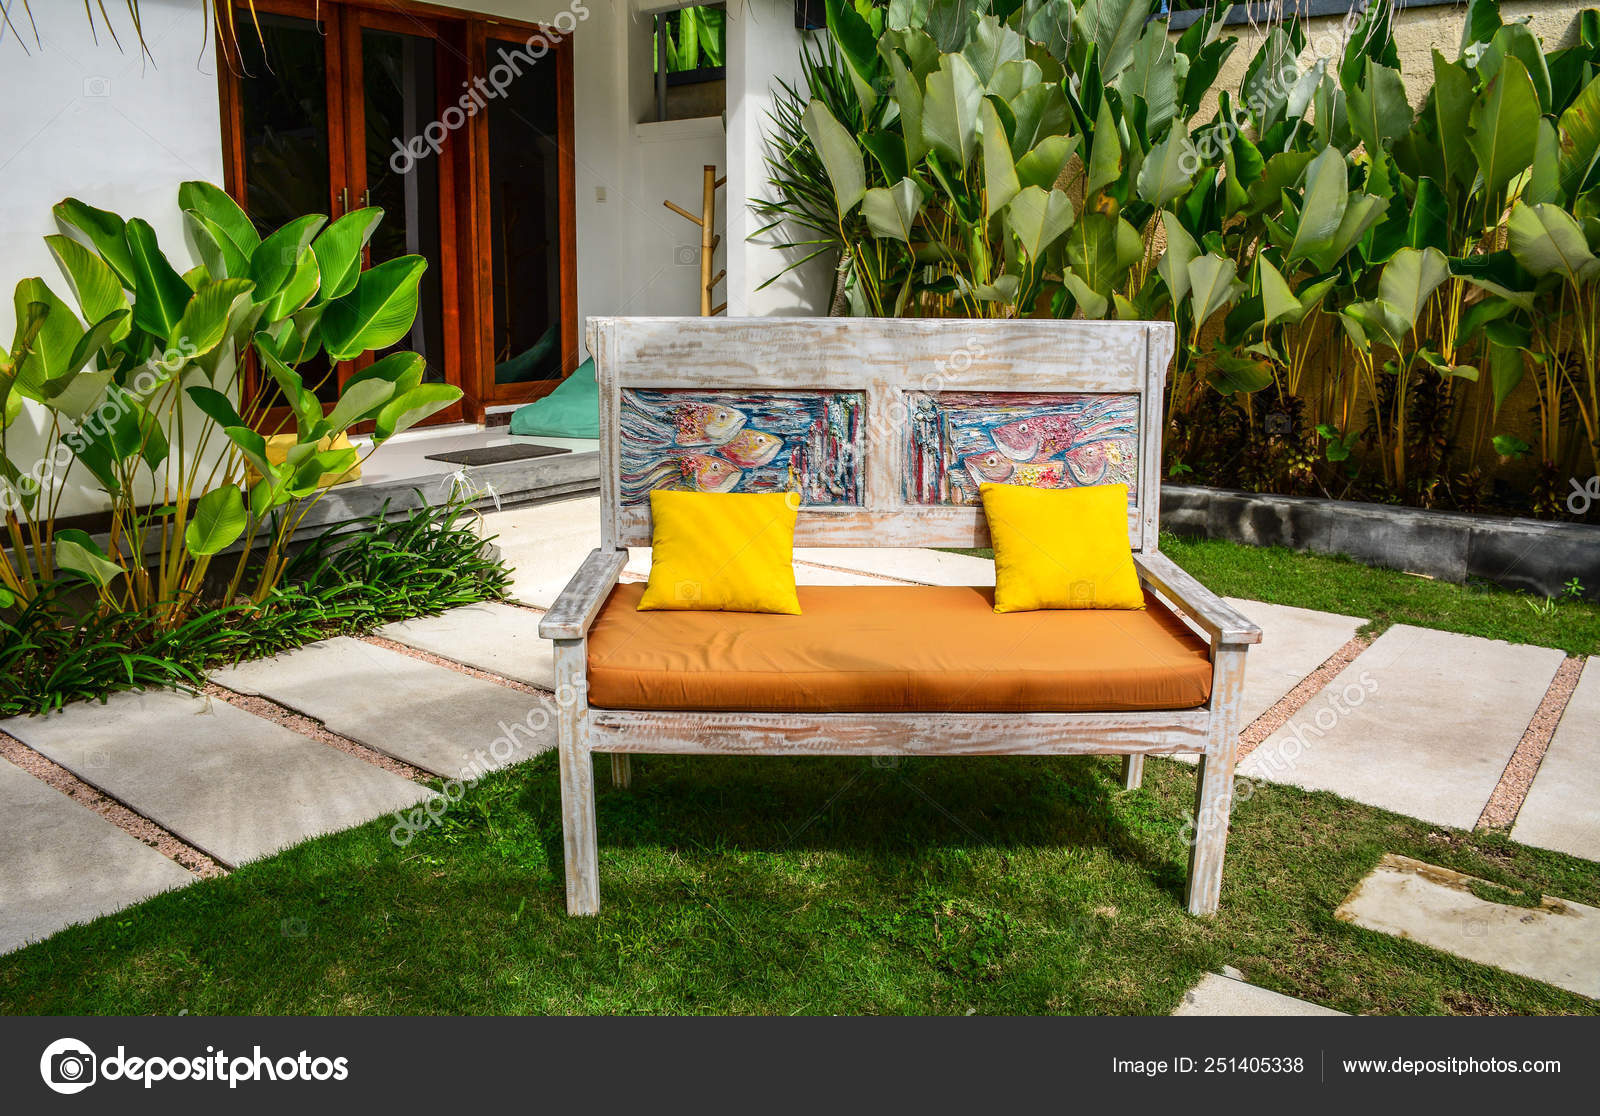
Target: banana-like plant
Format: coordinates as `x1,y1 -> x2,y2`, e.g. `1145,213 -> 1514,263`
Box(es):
0,183 -> 458,623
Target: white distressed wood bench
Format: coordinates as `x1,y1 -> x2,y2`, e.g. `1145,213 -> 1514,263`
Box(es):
539,317 -> 1260,917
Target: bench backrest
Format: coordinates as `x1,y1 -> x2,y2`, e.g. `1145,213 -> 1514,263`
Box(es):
588,317 -> 1175,553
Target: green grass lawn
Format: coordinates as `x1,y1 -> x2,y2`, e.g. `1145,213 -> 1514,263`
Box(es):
946,535 -> 1600,656
1,752 -> 1595,1016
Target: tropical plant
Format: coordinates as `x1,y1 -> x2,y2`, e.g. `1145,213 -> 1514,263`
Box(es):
755,0 -> 1600,519
0,183 -> 459,625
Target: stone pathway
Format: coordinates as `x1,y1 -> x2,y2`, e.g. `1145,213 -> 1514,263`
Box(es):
1336,854 -> 1600,999
0,756 -> 195,955
1240,625 -> 1567,829
1173,970 -> 1346,1016
1512,660 -> 1600,861
1223,598 -> 1364,726
211,637 -> 552,779
379,601 -> 555,690
0,692 -> 430,868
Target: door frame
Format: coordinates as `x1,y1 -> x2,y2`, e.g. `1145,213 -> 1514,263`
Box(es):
216,0 -> 578,428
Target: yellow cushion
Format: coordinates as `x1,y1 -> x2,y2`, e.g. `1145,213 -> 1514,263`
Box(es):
980,482 -> 1145,613
639,490 -> 801,614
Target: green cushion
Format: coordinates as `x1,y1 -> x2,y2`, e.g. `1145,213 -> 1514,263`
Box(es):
508,357 -> 599,439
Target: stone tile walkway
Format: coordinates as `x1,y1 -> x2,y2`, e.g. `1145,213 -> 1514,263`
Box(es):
380,601 -> 555,690
1336,855 -> 1600,999
1513,660 -> 1600,861
211,637 -> 552,779
1240,626 -> 1567,829
1173,971 -> 1346,1016
0,756 -> 195,955
0,692 -> 430,868
1222,597 -> 1364,726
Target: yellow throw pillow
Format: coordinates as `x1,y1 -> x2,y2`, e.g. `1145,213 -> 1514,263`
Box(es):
639,490 -> 802,614
980,482 -> 1145,613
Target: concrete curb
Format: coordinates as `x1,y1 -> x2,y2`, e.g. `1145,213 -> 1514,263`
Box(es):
1162,484 -> 1600,600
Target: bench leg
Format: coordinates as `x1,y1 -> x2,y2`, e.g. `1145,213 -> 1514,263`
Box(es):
1186,645 -> 1246,916
1185,747 -> 1236,916
611,755 -> 633,789
555,641 -> 600,916
1120,754 -> 1144,790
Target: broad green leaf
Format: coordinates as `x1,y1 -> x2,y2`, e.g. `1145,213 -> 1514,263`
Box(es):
1259,256 -> 1300,327
1005,186 -> 1074,258
1558,73 -> 1600,199
255,345 -> 323,437
185,210 -> 250,280
826,0 -> 881,111
1060,271 -> 1109,319
1345,59 -> 1412,155
53,529 -> 124,589
1158,211 -> 1200,307
10,279 -> 83,400
862,178 -> 926,242
1186,253 -> 1246,327
323,377 -> 396,435
1286,147 -> 1348,266
124,219 -> 194,339
53,197 -> 136,287
1378,247 -> 1451,327
262,247 -> 321,321
186,385 -> 246,430
1312,191 -> 1388,273
172,278 -> 256,360
1207,351 -> 1275,394
922,53 -> 984,170
1136,134 -> 1196,207
1085,96 -> 1123,197
888,52 -> 931,168
184,485 -> 247,557
1431,51 -> 1478,189
45,234 -> 129,342
1488,341 -> 1524,415
1527,117 -> 1561,205
179,181 -> 261,258
801,100 -> 867,219
225,425 -> 276,482
321,256 -> 428,362
1468,55 -> 1540,197
342,351 -> 427,396
313,207 -> 383,302
1016,134 -> 1077,190
249,214 -> 327,303
1118,22 -> 1177,138
964,14 -> 1025,85
1507,201 -> 1600,284
373,383 -> 462,442
981,99 -> 1021,218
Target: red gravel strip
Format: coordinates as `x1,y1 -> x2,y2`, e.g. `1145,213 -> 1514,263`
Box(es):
1237,634 -> 1374,758
0,729 -> 223,879
358,635 -> 548,698
202,683 -> 431,783
1475,655 -> 1586,831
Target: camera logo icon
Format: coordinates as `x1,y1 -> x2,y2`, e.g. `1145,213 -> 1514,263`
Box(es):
40,1038 -> 97,1094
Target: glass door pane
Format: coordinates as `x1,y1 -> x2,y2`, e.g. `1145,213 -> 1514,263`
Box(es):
485,35 -> 563,387
234,9 -> 339,406
359,26 -> 447,385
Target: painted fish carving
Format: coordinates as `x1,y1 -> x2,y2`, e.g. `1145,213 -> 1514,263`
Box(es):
717,429 -> 783,468
962,450 -> 1066,488
991,413 -> 1081,461
621,453 -> 744,500
669,402 -> 747,446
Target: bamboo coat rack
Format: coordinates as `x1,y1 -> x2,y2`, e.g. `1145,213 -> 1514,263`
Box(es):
664,165 -> 727,316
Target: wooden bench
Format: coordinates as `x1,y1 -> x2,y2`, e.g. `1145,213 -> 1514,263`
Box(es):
539,317 -> 1261,917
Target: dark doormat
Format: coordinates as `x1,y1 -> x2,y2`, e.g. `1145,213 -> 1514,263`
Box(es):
426,444 -> 572,467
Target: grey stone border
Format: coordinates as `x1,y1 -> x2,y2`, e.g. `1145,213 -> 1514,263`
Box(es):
1161,484 -> 1600,600
1166,0 -> 1460,33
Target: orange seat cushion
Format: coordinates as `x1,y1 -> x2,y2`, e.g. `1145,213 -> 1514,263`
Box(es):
586,583 -> 1212,714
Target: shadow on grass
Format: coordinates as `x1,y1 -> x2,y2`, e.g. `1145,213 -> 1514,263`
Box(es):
528,753 -> 1191,910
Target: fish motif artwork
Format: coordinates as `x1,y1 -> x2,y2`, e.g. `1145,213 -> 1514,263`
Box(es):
620,389 -> 864,505
905,391 -> 1140,505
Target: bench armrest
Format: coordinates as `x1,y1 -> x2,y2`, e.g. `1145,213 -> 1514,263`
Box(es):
538,548 -> 629,640
1133,552 -> 1262,648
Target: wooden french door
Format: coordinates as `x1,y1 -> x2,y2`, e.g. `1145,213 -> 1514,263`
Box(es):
217,0 -> 577,426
